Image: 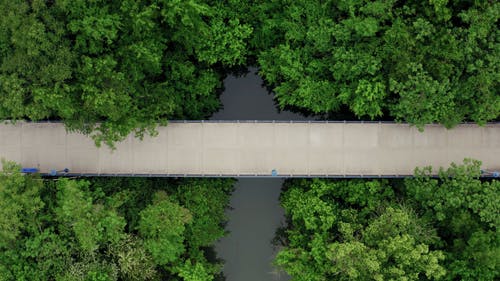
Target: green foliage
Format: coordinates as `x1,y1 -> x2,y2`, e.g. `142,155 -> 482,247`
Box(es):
405,159 -> 500,280
0,160 -> 71,280
55,179 -> 126,252
254,0 -> 499,126
277,160 -> 499,280
171,178 -> 235,249
0,161 -> 234,280
0,160 -> 44,247
57,260 -> 118,281
1,0 -> 497,144
175,260 -> 216,281
277,178 -> 444,280
0,0 -> 498,145
138,191 -> 192,265
107,235 -> 157,281
0,0 -> 74,120
0,0 -> 251,147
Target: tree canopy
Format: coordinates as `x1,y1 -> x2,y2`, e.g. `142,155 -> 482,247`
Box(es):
0,160 -> 234,281
253,0 -> 499,127
1,0 -> 498,147
276,159 -> 499,280
0,0 -> 252,146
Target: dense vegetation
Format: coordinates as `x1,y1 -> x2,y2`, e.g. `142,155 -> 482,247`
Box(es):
1,2 -> 498,280
0,160 -> 235,281
0,0 -> 252,146
252,0 -> 499,127
1,0 -> 498,146
276,159 -> 499,280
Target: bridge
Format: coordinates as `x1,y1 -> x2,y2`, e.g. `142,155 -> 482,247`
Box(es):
0,121 -> 499,177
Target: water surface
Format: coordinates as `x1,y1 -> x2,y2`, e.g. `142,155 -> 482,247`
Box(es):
217,179 -> 289,281
211,68 -> 314,121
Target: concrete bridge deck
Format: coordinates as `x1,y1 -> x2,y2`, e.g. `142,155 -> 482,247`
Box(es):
0,121 -> 499,177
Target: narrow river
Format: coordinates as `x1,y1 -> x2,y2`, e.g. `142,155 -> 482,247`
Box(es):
212,68 -> 314,281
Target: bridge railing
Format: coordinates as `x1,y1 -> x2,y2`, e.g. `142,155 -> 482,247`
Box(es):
6,119 -> 500,125
43,172 -> 415,178
169,120 -> 500,125
39,172 -> 500,179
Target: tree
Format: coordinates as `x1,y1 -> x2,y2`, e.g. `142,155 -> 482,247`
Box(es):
276,179 -> 445,280
405,159 -> 500,280
55,179 -> 126,252
87,177 -> 234,280
0,160 -> 44,247
0,161 -> 234,280
0,0 -> 74,121
175,260 -> 217,281
171,178 -> 235,249
0,0 -> 252,147
0,160 -> 68,281
138,191 -> 192,265
107,234 -> 158,281
276,160 -> 499,280
254,0 -> 499,126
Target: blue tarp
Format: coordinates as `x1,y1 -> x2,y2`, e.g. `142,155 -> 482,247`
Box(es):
21,168 -> 39,173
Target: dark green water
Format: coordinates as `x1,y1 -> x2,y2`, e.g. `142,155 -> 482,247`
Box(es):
213,68 -> 313,281
211,67 -> 315,121
216,179 -> 289,281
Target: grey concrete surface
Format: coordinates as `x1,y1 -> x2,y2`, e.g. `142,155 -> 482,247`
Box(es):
0,121 -> 499,176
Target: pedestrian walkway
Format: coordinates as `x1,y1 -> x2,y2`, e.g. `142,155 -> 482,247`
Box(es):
0,121 -> 498,177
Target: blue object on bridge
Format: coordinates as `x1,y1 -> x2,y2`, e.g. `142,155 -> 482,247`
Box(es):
21,168 -> 39,173
271,169 -> 278,177
493,171 -> 499,178
49,168 -> 70,176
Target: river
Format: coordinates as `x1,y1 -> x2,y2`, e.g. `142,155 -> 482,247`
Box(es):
212,68 -> 314,281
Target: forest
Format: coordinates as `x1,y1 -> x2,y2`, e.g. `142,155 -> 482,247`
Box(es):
0,0 -> 498,145
0,160 -> 235,281
275,159 -> 499,280
1,160 -> 498,280
0,0 -> 499,280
